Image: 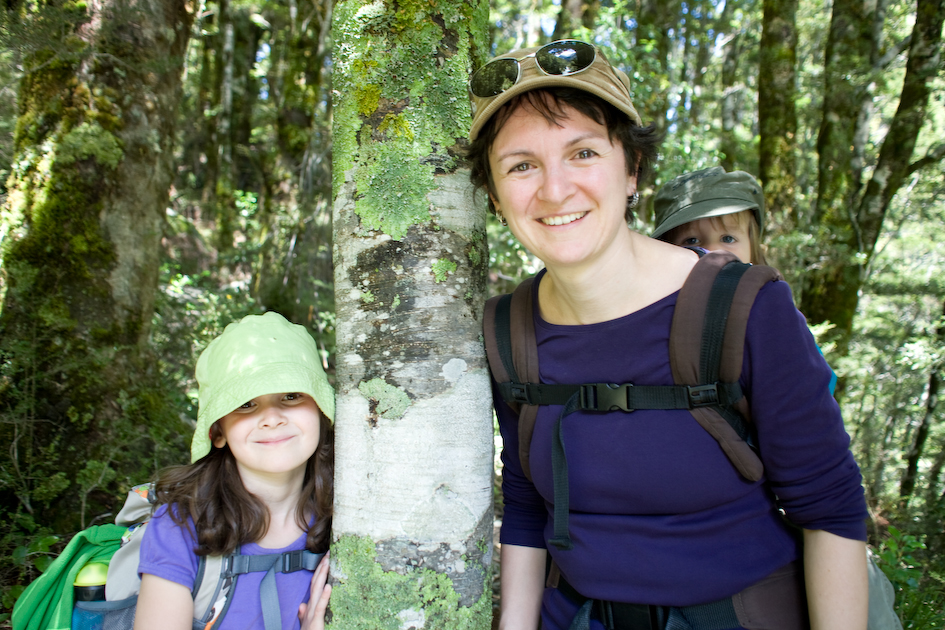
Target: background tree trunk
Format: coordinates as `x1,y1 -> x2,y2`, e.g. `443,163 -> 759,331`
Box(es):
0,0 -> 193,531
758,0 -> 799,282
328,1 -> 493,626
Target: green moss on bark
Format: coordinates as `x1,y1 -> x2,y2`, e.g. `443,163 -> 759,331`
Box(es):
329,535 -> 492,630
332,0 -> 485,240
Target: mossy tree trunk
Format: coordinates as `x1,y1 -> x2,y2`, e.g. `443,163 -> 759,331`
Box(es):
801,0 -> 945,356
0,0 -> 193,532
328,1 -> 493,627
758,0 -> 799,285
717,0 -> 742,173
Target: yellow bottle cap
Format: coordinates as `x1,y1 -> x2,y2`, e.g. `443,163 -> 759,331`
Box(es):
74,562 -> 109,587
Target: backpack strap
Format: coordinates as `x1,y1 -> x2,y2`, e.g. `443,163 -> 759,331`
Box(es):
484,277 -> 718,481
192,549 -> 325,630
670,251 -> 782,482
485,277 -> 540,481
481,253 -> 782,548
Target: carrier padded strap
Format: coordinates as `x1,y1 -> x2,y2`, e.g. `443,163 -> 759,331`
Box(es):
484,285 -> 538,482
671,251 -> 781,482
720,263 -> 783,420
508,278 -> 541,482
485,295 -> 516,393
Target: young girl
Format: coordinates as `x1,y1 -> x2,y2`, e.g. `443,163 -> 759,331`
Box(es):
651,167 -> 768,265
135,312 -> 334,630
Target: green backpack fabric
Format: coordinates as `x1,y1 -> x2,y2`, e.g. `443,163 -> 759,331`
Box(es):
11,524 -> 125,630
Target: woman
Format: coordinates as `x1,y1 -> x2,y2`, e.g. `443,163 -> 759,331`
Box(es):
467,40 -> 868,630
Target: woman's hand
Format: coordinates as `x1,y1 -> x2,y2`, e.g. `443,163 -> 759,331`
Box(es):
803,529 -> 868,630
299,552 -> 332,630
498,544 -> 545,630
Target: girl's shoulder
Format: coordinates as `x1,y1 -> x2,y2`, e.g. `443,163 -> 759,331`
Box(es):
148,503 -> 197,544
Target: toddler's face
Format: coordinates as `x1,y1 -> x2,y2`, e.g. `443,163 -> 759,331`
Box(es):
670,213 -> 752,263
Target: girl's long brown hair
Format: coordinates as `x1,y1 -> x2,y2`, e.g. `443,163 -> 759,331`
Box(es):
154,412 -> 333,555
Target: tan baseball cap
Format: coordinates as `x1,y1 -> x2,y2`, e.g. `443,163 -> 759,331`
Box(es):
651,167 -> 765,239
469,40 -> 642,142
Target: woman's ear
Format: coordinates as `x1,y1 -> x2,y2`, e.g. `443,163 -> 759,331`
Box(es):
625,173 -> 638,197
489,193 -> 501,215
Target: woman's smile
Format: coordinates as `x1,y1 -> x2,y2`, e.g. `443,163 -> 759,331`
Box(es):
540,211 -> 588,226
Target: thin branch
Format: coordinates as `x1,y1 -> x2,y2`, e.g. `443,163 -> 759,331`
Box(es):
874,35 -> 912,70
907,143 -> 945,176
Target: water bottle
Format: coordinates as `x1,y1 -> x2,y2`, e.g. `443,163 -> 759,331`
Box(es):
72,562 -> 109,630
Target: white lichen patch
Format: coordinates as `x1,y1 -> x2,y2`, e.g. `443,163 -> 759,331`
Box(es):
397,608 -> 426,629
440,358 -> 467,383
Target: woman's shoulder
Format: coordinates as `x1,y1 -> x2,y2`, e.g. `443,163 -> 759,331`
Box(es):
638,235 -> 699,295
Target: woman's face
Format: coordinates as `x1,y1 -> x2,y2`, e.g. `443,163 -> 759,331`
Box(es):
488,100 -> 637,271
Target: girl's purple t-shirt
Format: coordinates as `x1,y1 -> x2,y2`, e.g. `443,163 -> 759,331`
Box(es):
138,504 -> 313,630
496,271 -> 867,610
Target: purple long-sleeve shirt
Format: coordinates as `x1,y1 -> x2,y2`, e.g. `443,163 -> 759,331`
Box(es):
496,270 -> 867,610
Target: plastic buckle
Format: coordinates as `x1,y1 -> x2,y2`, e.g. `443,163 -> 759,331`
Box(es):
282,550 -> 304,573
509,383 -> 532,405
582,383 -> 632,412
687,384 -> 720,407
221,555 -> 237,579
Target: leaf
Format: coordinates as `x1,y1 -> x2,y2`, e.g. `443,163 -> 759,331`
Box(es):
34,555 -> 54,573
29,535 -> 59,553
12,546 -> 28,566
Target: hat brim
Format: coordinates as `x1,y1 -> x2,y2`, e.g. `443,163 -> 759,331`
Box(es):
651,199 -> 759,239
191,362 -> 335,462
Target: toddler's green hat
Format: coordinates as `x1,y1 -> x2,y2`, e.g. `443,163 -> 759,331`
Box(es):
191,312 -> 335,462
651,167 -> 765,239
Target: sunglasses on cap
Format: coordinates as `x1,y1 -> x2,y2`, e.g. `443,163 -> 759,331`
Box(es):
469,39 -> 598,98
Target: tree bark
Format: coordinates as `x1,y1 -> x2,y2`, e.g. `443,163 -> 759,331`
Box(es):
758,0 -> 799,277
717,0 -> 740,172
802,0 -> 945,354
0,0 -> 193,530
328,1 -> 493,626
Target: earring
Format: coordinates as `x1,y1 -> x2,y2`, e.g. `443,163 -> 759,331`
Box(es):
496,211 -> 508,227
627,191 -> 640,210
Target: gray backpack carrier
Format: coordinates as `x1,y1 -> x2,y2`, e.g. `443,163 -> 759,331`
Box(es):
74,483 -> 324,630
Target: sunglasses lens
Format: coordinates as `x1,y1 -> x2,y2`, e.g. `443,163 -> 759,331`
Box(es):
470,58 -> 520,97
536,41 -> 596,75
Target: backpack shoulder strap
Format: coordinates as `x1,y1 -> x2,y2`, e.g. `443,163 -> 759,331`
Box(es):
192,555 -> 225,625
670,251 -> 782,481
193,549 -> 326,630
483,276 -> 540,481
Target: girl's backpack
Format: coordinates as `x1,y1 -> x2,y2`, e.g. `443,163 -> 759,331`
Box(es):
12,483 -> 324,630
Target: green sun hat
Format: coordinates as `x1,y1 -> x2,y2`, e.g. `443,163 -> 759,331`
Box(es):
191,312 -> 335,462
652,167 -> 765,239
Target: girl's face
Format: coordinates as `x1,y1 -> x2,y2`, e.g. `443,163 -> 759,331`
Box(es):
669,212 -> 752,263
488,100 -> 636,271
213,392 -> 321,482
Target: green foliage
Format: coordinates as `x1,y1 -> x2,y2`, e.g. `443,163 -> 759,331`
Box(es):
875,528 -> 945,629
